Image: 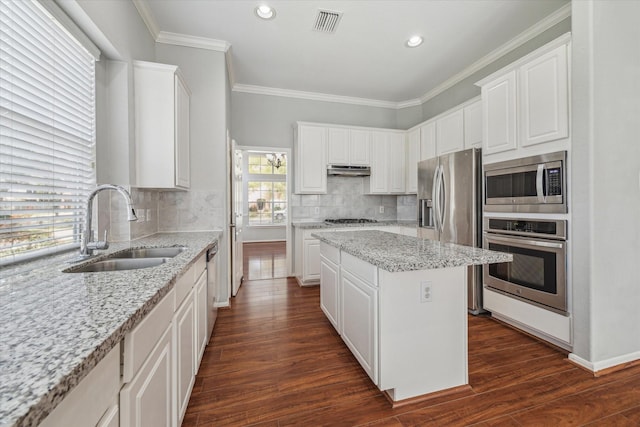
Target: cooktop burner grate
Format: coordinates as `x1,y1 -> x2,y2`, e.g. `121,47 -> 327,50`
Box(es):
324,218 -> 378,224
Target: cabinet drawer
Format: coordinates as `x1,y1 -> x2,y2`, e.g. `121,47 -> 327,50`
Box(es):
342,252 -> 377,287
123,288 -> 175,383
320,241 -> 340,264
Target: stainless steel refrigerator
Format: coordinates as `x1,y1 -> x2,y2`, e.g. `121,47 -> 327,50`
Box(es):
417,148 -> 483,314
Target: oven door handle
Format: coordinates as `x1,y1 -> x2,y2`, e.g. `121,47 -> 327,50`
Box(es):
536,164 -> 546,203
485,233 -> 564,249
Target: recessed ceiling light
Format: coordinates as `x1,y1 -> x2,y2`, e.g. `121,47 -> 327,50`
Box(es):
406,35 -> 423,48
255,4 -> 276,20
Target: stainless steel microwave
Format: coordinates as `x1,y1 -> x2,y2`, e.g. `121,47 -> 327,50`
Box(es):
484,151 -> 567,214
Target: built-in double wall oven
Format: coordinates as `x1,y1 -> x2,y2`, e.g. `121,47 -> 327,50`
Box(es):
483,217 -> 567,314
483,151 -> 568,315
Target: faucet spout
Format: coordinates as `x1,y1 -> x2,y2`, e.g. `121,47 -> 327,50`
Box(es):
79,184 -> 138,258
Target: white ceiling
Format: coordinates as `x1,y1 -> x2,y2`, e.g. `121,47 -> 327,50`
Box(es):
136,0 -> 570,107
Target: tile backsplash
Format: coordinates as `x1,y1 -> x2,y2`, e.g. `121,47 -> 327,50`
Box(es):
291,176 -> 417,222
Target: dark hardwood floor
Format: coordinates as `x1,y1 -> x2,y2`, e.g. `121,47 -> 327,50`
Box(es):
183,242 -> 640,426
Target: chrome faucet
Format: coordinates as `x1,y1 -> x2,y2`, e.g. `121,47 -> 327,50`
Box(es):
79,184 -> 138,258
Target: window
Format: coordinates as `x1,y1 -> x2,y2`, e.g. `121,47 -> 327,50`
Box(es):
246,153 -> 287,225
0,0 -> 97,265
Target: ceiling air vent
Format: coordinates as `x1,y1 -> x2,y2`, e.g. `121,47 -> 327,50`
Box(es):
313,9 -> 342,34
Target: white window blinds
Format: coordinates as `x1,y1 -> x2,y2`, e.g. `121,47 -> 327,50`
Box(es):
0,0 -> 96,265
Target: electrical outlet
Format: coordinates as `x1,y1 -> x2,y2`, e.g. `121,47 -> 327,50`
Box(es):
146,209 -> 151,222
379,206 -> 384,213
314,207 -> 320,215
137,209 -> 145,222
420,281 -> 432,303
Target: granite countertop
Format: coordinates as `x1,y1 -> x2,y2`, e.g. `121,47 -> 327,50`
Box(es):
0,231 -> 220,427
292,220 -> 417,229
312,230 -> 512,272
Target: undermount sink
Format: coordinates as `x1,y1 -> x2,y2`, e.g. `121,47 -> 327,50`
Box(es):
109,247 -> 187,259
64,257 -> 168,273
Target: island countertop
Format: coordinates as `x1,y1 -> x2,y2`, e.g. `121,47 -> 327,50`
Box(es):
0,231 -> 220,427
312,230 -> 512,272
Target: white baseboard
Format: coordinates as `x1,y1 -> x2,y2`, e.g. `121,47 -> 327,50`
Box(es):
569,351 -> 640,373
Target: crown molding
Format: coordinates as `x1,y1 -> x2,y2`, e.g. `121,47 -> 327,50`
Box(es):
418,3 -> 571,105
156,32 -> 231,52
131,0 -> 159,40
233,84 -> 401,109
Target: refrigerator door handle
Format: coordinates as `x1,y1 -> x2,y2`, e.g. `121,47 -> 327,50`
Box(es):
434,165 -> 444,233
432,167 -> 440,231
438,165 -> 446,233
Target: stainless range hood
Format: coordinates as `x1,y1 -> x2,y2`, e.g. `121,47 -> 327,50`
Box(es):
327,165 -> 371,176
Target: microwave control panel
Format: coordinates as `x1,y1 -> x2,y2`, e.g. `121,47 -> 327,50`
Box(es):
547,167 -> 562,196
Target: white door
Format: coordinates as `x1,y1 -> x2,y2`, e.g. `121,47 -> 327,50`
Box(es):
231,140 -> 243,297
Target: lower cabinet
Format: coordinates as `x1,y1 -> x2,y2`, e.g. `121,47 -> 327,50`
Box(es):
120,327 -> 173,427
340,267 -> 378,384
319,243 -> 340,329
174,289 -> 196,426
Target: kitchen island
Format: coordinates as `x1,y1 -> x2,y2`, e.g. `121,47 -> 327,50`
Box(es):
312,229 -> 512,403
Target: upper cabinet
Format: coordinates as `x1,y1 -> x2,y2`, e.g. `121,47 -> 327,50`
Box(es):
463,99 -> 483,149
477,34 -> 570,156
419,122 -> 436,161
295,123 -> 327,194
405,128 -> 420,193
519,44 -> 569,147
134,61 -> 190,189
435,108 -> 464,156
327,127 -> 371,166
365,130 -> 405,194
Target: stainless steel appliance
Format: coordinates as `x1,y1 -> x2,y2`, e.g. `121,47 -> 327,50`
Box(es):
206,241 -> 219,340
327,165 -> 371,176
484,151 -> 567,214
418,148 -> 483,314
483,217 -> 567,314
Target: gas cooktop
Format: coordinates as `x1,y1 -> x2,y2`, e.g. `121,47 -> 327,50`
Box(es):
324,218 -> 378,224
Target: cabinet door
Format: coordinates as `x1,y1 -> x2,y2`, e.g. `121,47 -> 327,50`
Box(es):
436,108 -> 464,156
175,75 -> 190,188
120,327 -> 172,427
295,125 -> 327,194
388,133 -> 406,193
463,100 -> 483,149
320,256 -> 340,330
405,129 -> 420,193
482,70 -> 517,154
340,269 -> 378,384
174,291 -> 196,426
349,129 -> 371,166
327,127 -> 349,165
303,239 -> 321,281
519,44 -> 569,146
367,131 -> 389,194
195,271 -> 208,368
419,122 -> 436,160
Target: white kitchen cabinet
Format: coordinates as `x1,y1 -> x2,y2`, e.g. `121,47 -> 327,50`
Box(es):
134,60 -> 190,189
121,327 -> 173,427
419,121 -> 436,160
327,127 -> 371,166
97,405 -> 119,427
365,130 -> 405,194
303,239 -> 321,282
295,123 -> 327,194
195,268 -> 208,368
463,99 -> 483,148
40,345 -> 121,427
405,128 -> 420,193
320,242 -> 340,330
174,288 -> 196,427
481,70 -> 518,155
436,108 -> 465,156
340,254 -> 378,385
349,129 -> 371,166
519,43 -> 569,147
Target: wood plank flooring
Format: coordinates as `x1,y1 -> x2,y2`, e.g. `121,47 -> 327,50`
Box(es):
183,242 -> 640,426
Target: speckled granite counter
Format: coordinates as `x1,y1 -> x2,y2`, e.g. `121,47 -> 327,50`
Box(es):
312,230 -> 512,272
0,231 -> 220,427
292,220 -> 417,230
